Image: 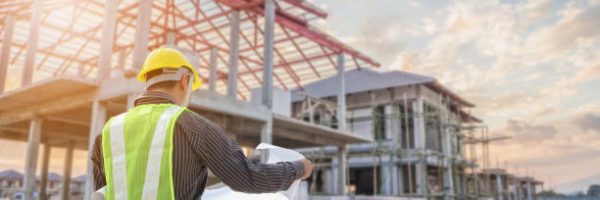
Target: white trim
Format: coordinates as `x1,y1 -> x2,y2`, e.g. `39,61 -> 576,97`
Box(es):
141,106 -> 183,199
109,114 -> 128,199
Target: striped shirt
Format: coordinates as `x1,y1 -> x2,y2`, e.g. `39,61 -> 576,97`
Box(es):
91,91 -> 305,199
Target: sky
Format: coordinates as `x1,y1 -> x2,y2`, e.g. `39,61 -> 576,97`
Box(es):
310,0 -> 600,193
1,0 -> 599,194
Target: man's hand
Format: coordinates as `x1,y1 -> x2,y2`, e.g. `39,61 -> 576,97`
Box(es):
300,159 -> 314,179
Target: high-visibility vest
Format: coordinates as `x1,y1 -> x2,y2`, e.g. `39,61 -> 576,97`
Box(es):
102,104 -> 186,200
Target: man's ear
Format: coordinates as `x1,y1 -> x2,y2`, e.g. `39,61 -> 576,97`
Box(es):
179,74 -> 189,90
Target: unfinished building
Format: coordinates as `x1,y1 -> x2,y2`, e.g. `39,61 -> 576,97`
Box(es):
291,69 -> 485,199
0,0 -> 380,199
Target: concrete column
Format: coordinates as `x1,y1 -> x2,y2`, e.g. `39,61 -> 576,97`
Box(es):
227,10 -> 241,99
335,53 -> 348,196
384,105 -> 400,195
337,146 -> 347,195
21,0 -> 42,86
39,144 -> 51,200
165,31 -> 176,47
117,50 -> 127,72
260,117 -> 273,162
336,54 -> 346,130
412,92 -> 427,196
526,182 -> 533,200
84,100 -> 107,200
261,0 -> 275,109
131,0 -> 152,71
97,0 -> 118,80
23,118 -> 43,200
497,174 -> 504,200
209,48 -> 218,92
0,15 -> 15,93
441,98 -> 454,200
60,142 -> 74,200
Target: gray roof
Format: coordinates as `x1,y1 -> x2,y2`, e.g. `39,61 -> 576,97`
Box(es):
0,169 -> 23,180
37,172 -> 63,182
72,175 -> 87,183
292,68 -> 435,101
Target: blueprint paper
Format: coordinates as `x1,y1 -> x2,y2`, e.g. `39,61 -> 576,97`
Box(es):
202,143 -> 306,200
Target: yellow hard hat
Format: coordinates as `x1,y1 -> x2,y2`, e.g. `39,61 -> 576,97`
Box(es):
136,47 -> 202,90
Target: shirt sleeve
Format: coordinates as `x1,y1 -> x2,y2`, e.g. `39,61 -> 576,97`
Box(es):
91,134 -> 107,190
177,111 -> 305,193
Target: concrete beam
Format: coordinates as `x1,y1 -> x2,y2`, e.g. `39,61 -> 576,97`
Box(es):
0,15 -> 15,93
21,0 -> 42,87
60,142 -> 74,200
0,91 -> 96,126
97,0 -> 118,80
209,48 -> 218,92
227,10 -> 241,99
23,118 -> 42,200
131,0 -> 152,71
83,100 -> 107,200
39,144 -> 51,200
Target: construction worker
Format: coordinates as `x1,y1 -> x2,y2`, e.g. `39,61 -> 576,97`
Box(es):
91,47 -> 313,199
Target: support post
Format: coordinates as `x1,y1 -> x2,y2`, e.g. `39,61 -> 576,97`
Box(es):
227,10 -> 241,99
526,181 -> 533,200
131,0 -> 152,71
209,47 -> 218,92
61,142 -> 74,200
336,54 -> 346,130
97,0 -> 118,80
497,174 -> 504,200
0,15 -> 15,93
23,118 -> 43,200
412,89 -> 427,196
336,53 -> 347,195
337,146 -> 347,195
261,0 -> 275,109
165,31 -> 176,47
83,100 -> 107,200
260,0 -> 276,161
21,0 -> 42,86
441,97 -> 454,200
39,144 -> 51,200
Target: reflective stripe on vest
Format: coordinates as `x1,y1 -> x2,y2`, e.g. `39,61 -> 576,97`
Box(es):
102,104 -> 185,200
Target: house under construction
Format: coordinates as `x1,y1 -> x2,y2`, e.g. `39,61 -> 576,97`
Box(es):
0,0 -> 544,200
290,69 -> 484,200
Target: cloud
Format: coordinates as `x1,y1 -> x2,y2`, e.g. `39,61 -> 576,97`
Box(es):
502,119 -> 557,143
527,3 -> 600,56
572,113 -> 600,132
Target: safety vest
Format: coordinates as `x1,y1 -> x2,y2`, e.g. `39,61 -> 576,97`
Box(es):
102,104 -> 186,200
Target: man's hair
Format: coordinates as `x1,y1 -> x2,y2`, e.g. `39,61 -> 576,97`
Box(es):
145,69 -> 179,90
